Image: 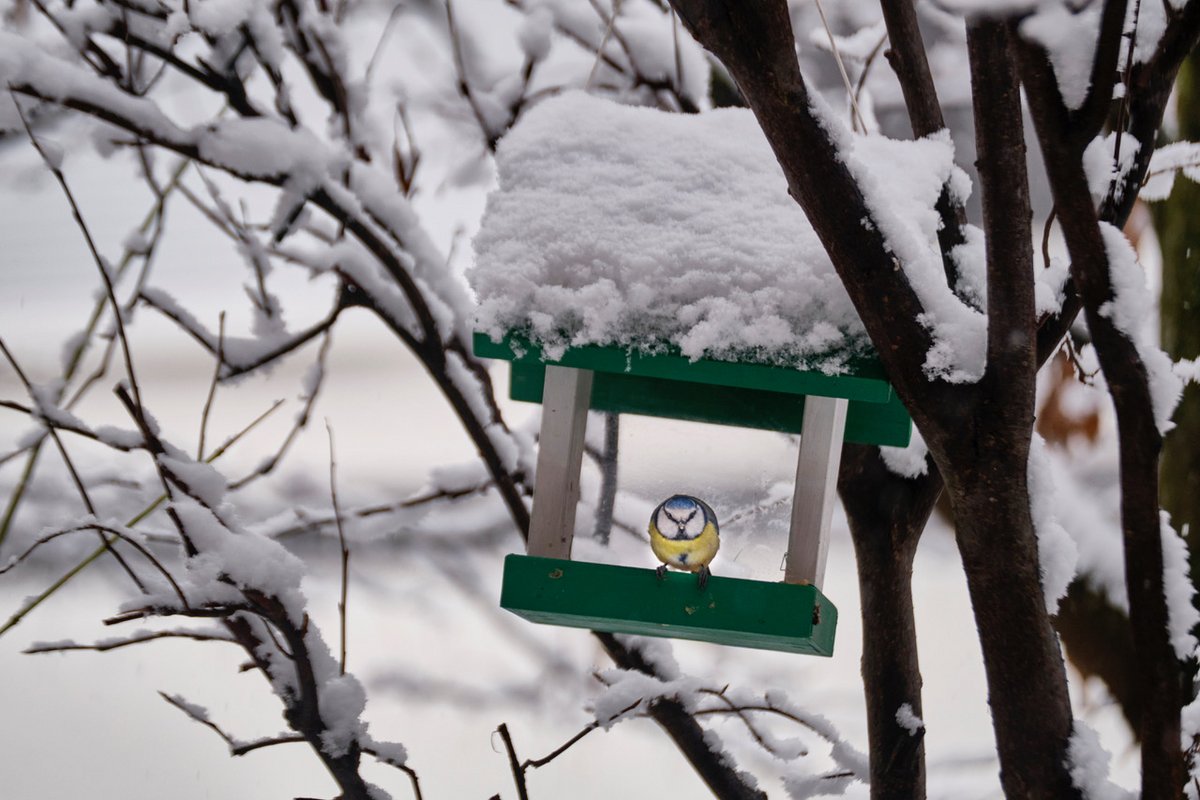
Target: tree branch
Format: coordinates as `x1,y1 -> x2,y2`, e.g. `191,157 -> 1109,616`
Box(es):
968,21 -> 1036,408
879,0 -> 970,300
666,0 -> 963,440
1016,23 -> 1184,796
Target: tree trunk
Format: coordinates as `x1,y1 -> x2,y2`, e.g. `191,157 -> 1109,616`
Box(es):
943,459 -> 1081,800
841,445 -> 939,800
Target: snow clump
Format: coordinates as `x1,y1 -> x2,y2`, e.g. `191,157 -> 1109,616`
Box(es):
471,92 -> 973,377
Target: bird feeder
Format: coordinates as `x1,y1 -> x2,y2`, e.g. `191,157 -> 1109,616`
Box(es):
476,331 -> 912,656
468,92 -> 928,656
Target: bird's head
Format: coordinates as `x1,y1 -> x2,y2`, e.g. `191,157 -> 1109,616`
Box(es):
654,495 -> 716,541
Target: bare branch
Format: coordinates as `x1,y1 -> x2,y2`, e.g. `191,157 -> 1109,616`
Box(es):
12,93 -> 147,415
879,0 -> 971,301
159,691 -> 306,756
0,337 -> 147,591
0,523 -> 185,606
361,745 -> 425,800
1016,17 -> 1185,794
326,421 -> 350,675
967,21 -> 1036,398
198,312 -> 226,459
228,333 -> 333,491
445,0 -> 501,151
0,395 -> 282,639
495,723 -> 530,800
26,629 -> 235,654
138,290 -> 342,378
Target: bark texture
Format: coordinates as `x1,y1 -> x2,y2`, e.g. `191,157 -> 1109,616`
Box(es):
840,446 -> 937,800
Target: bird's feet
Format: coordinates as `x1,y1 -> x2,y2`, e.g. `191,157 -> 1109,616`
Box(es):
655,564 -> 667,582
697,565 -> 711,591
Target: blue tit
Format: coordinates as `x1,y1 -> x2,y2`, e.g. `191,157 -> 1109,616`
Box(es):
649,494 -> 720,589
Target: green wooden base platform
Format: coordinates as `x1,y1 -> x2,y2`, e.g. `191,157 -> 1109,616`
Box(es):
474,332 -> 911,447
500,554 -> 838,656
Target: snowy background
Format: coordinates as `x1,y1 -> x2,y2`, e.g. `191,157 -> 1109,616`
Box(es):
0,0 -> 1157,797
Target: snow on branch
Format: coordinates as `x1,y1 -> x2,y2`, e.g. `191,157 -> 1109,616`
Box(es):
589,667 -> 867,796
1066,721 -> 1135,800
3,385 -> 417,800
1176,358 -> 1200,387
1096,222 -> 1183,433
1139,141 -> 1200,200
1160,512 -> 1199,661
1028,435 -> 1079,614
1019,1 -> 1103,111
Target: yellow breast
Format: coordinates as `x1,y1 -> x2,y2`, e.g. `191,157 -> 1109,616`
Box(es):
650,521 -> 719,572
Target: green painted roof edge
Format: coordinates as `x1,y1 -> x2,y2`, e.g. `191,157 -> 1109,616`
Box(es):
474,331 -> 894,404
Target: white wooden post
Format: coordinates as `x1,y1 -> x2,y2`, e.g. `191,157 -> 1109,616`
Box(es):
527,365 -> 594,559
784,396 -> 848,589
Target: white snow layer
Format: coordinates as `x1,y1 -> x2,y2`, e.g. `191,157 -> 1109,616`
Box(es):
1140,141 -> 1200,201
1028,434 -> 1079,614
471,92 -> 978,376
1097,222 -> 1183,433
895,703 -> 925,735
879,428 -> 929,479
1066,721 -> 1135,800
1019,1 -> 1102,111
1176,357 -> 1200,387
1160,512 -> 1199,660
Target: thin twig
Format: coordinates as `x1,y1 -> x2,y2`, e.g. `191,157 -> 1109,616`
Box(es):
505,698 -> 642,783
12,94 -> 146,414
392,104 -> 422,197
445,0 -> 500,150
585,0 -> 623,90
853,32 -> 889,112
199,312 -> 226,459
0,398 -> 284,639
1112,0 -> 1144,168
365,2 -> 407,86
228,333 -> 332,490
361,746 -> 425,800
326,420 -> 350,675
812,0 -> 866,133
495,723 -> 530,800
0,523 -> 185,605
1041,206 -> 1058,273
0,338 -> 146,592
26,629 -> 235,654
0,399 -> 139,450
159,691 -> 306,755
696,687 -> 807,760
138,289 -> 340,379
524,723 -> 599,769
671,8 -> 684,99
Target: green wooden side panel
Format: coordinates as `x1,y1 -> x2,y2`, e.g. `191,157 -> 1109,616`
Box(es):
500,555 -> 838,656
509,362 -> 912,447
475,332 -> 894,404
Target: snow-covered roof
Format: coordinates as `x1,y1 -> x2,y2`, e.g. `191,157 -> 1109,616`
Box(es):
469,92 -> 963,375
